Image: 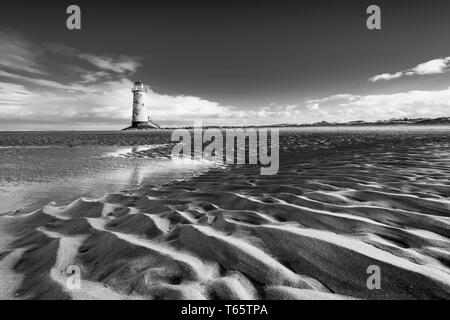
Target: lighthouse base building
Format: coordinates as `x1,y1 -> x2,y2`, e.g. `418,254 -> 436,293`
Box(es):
123,80 -> 160,130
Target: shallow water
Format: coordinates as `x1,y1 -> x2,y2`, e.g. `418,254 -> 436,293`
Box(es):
0,144 -> 215,214
1,127 -> 449,215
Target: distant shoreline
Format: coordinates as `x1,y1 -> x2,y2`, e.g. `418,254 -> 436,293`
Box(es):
1,124 -> 450,133
163,123 -> 450,130
165,116 -> 450,129
0,117 -> 449,132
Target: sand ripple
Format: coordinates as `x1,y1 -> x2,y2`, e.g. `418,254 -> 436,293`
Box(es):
1,130 -> 450,299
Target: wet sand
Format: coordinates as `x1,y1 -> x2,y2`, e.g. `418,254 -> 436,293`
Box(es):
0,128 -> 449,299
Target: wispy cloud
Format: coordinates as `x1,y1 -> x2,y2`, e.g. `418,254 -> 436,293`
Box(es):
0,30 -> 47,75
0,70 -> 92,92
78,54 -> 142,73
369,72 -> 403,82
369,57 -> 450,82
78,71 -> 110,83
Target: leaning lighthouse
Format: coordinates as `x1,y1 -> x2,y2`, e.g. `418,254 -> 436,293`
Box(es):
123,80 -> 159,130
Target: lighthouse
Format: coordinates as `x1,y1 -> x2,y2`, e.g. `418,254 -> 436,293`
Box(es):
131,80 -> 147,126
123,80 -> 159,130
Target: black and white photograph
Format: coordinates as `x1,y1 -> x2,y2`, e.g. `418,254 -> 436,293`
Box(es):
0,0 -> 449,306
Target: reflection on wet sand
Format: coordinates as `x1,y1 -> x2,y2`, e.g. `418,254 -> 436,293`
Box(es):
0,145 -> 216,215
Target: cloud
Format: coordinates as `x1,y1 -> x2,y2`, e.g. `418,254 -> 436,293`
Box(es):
0,70 -> 92,92
78,54 -> 142,73
410,58 -> 450,75
146,92 -> 233,119
304,88 -> 450,122
78,71 -> 110,84
0,77 -> 244,129
369,57 -> 450,81
0,30 -> 46,75
305,94 -> 359,104
369,72 -> 403,82
0,82 -> 36,111
306,103 -> 320,111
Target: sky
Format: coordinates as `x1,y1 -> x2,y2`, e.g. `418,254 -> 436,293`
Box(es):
1,0 -> 450,130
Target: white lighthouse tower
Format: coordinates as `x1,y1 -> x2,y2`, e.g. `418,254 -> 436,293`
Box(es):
123,80 -> 159,130
131,80 -> 147,127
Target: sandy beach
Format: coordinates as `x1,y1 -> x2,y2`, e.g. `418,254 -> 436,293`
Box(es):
0,128 -> 449,300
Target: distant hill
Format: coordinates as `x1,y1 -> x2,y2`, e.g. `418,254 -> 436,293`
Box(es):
413,117 -> 450,125
268,117 -> 450,128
